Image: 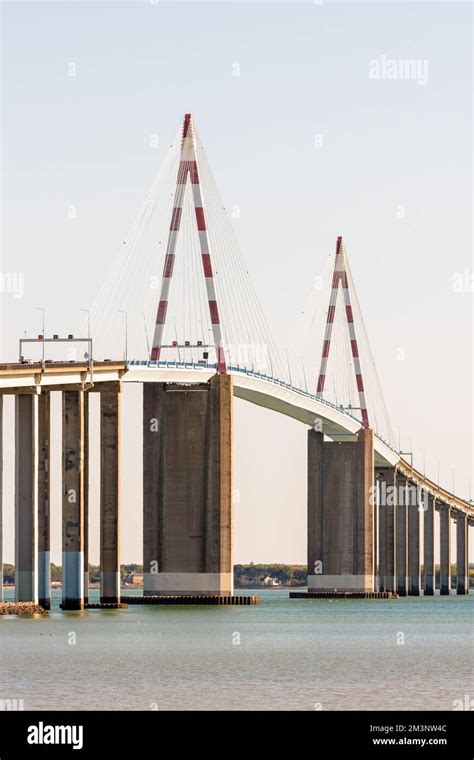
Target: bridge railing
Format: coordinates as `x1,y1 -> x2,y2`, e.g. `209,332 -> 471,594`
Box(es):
127,358 -> 398,454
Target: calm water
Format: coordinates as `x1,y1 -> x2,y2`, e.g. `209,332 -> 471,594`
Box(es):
0,589 -> 472,711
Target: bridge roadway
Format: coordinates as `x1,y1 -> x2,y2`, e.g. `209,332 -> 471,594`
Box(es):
0,359 -> 472,519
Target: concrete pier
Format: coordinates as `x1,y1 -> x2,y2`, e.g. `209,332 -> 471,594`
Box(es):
423,492 -> 435,595
376,467 -> 397,593
62,390 -> 84,610
143,375 -> 233,596
0,396 -> 3,602
38,392 -> 51,610
100,386 -> 121,604
456,513 -> 468,595
307,428 -> 374,592
83,393 -> 89,605
396,473 -> 408,596
15,393 -> 39,602
439,505 -> 451,595
407,482 -> 421,596
377,475 -> 386,591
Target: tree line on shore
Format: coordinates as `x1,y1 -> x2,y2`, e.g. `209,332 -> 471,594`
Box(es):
2,562 -> 473,586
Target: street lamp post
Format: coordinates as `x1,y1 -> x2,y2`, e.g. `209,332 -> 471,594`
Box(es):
80,308 -> 91,365
34,307 -> 45,364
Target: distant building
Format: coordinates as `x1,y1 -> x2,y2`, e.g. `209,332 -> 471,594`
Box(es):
263,576 -> 279,586
124,574 -> 143,586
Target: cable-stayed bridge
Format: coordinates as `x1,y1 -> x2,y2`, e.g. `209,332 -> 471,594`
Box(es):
1,114 -> 472,609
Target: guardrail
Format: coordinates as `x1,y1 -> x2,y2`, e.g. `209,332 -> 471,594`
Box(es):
127,358 -> 398,455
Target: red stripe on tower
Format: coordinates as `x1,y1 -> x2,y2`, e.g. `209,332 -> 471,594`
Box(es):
202,254 -> 213,277
209,301 -> 220,324
345,305 -> 354,323
156,301 -> 168,325
327,305 -> 336,323
316,374 -> 325,393
195,207 -> 206,231
170,208 -> 182,231
182,113 -> 191,139
163,254 -> 174,278
350,340 -> 359,357
355,374 -> 365,392
322,340 -> 330,358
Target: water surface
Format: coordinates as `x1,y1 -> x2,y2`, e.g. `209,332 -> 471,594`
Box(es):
1,589 -> 472,710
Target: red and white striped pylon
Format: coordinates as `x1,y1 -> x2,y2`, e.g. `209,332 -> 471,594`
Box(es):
315,236 -> 369,428
150,114 -> 227,373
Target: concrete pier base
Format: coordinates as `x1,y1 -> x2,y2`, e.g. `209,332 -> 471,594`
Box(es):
62,390 -> 84,611
456,513 -> 468,595
440,505 -> 451,595
143,375 -> 233,596
423,493 -> 435,595
123,595 -> 258,606
100,387 -> 121,604
15,394 -> 39,603
290,590 -> 397,599
306,428 -> 374,593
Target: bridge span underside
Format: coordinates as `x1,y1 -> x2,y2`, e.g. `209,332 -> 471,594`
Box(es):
0,361 -> 472,606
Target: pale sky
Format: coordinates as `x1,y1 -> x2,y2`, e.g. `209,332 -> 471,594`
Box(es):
1,0 -> 472,564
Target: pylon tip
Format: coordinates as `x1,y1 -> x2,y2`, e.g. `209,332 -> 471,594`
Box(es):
182,114 -> 192,139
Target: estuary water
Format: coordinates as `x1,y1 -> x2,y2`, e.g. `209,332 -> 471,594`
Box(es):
0,589 -> 472,711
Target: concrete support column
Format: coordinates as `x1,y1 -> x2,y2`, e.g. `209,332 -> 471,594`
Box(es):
38,393 -> 51,610
373,477 -> 378,587
376,467 -> 397,593
377,476 -> 386,591
62,390 -> 84,610
307,427 -> 374,592
83,393 -> 89,605
143,375 -> 233,596
423,492 -> 435,595
439,505 -> 451,595
456,513 -> 468,595
0,396 -> 3,602
396,473 -> 408,596
407,482 -> 421,595
100,386 -> 121,604
143,383 -> 162,592
15,393 -> 39,602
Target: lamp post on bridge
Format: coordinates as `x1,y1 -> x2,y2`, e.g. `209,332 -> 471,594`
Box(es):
34,307 -> 45,364
80,308 -> 92,366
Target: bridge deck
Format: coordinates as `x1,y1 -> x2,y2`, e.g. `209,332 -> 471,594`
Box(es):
0,360 -> 471,517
